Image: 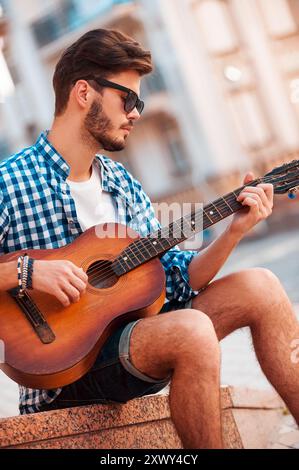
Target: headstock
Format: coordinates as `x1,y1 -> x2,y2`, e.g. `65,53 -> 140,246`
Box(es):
262,160 -> 299,198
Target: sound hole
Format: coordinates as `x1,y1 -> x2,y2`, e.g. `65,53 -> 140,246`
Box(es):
87,260 -> 119,289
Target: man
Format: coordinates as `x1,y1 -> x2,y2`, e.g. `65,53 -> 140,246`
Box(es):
0,29 -> 298,449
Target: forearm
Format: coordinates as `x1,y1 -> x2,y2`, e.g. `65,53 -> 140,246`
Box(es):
188,225 -> 243,290
0,260 -> 18,291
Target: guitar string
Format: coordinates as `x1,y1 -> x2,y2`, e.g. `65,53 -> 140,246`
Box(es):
86,195 -> 241,281
85,173 -> 288,284
87,171 -> 289,280
85,172 -> 295,283
25,171 -> 288,287
87,207 -> 226,284
86,179 -> 261,279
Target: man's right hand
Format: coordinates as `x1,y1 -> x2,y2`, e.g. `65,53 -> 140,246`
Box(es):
32,260 -> 88,307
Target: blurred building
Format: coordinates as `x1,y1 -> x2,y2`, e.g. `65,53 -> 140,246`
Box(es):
0,2 -> 14,159
1,0 -> 299,203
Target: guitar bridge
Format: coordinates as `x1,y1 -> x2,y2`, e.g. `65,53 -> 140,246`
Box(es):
9,288 -> 56,344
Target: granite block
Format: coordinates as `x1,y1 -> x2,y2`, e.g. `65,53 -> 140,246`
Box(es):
0,386 -> 285,449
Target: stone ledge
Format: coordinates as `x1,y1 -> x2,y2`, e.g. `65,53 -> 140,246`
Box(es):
0,386 -> 285,449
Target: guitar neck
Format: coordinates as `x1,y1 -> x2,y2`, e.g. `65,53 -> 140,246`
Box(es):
113,178 -> 263,275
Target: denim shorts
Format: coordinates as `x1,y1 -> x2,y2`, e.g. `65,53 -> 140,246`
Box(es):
38,298 -> 193,412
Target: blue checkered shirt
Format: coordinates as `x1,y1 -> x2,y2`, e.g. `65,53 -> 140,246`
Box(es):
0,131 -> 199,414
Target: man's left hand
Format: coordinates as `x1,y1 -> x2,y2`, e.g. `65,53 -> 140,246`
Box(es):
229,172 -> 274,238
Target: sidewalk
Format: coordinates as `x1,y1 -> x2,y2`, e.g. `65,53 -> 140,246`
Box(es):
268,412 -> 299,449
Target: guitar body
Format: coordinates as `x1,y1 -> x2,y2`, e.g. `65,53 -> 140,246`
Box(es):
0,223 -> 166,389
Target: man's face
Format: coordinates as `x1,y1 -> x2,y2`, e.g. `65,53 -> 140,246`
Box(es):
84,70 -> 142,152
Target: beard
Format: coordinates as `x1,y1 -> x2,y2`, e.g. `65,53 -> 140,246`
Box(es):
83,99 -> 126,152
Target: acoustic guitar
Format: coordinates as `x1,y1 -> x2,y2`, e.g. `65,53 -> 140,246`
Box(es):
1,160 -> 299,389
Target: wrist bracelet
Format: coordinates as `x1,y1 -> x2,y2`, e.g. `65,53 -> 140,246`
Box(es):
21,255 -> 29,294
17,255 -> 25,297
17,254 -> 35,296
27,257 -> 34,290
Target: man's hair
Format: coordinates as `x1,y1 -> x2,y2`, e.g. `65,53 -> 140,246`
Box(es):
53,28 -> 153,116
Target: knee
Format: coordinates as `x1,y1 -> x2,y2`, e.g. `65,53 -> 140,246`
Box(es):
233,268 -> 287,324
171,309 -> 220,365
234,267 -> 283,302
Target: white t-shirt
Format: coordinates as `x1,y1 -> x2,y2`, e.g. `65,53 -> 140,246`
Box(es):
67,163 -> 117,232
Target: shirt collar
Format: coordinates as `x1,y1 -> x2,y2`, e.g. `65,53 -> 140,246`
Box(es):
35,131 -> 131,203
94,154 -> 131,204
35,130 -> 70,178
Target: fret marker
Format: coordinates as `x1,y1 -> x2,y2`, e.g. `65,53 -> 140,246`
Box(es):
123,256 -> 128,261
153,241 -> 157,245
209,211 -> 214,215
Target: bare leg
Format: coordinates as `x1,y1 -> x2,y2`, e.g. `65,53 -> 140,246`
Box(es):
192,268 -> 299,424
129,309 -> 222,448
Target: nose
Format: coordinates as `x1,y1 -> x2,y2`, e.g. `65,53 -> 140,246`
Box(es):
126,107 -> 141,121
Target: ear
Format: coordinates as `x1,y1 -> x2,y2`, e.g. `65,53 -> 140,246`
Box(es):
72,80 -> 93,109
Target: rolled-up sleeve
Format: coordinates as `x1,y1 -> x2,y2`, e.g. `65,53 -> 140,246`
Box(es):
160,248 -> 199,303
131,177 -> 199,304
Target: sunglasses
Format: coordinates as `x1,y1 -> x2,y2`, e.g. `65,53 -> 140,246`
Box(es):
81,76 -> 144,115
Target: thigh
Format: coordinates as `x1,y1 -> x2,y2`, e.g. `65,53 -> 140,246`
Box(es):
191,270 -> 255,340
128,306 -> 218,381
39,323 -> 168,412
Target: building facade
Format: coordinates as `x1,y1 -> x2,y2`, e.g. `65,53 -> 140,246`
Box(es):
1,0 -> 299,200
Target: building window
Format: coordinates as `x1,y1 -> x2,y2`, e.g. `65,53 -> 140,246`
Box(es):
31,0 -> 134,48
141,66 -> 167,99
227,91 -> 272,151
165,128 -> 191,176
258,0 -> 297,38
194,0 -> 239,55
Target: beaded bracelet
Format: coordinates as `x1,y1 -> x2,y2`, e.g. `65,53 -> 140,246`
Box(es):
17,256 -> 24,297
16,254 -> 35,296
17,255 -> 25,297
21,255 -> 29,293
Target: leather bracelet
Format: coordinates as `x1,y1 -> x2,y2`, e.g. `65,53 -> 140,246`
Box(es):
27,258 -> 34,290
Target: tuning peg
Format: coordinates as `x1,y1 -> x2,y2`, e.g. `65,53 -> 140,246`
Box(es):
288,188 -> 298,199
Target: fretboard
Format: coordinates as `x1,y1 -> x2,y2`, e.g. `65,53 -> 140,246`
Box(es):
113,179 -> 263,276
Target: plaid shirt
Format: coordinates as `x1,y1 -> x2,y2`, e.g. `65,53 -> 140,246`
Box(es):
0,131 -> 199,414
